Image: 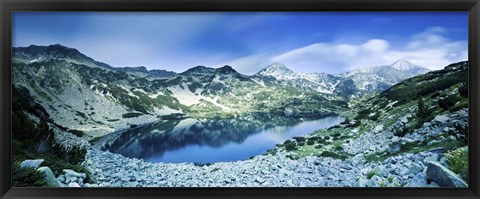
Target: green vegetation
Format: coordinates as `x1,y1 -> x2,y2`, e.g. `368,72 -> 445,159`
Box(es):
318,151 -> 348,160
416,97 -> 429,118
12,87 -> 91,186
285,141 -> 297,151
438,95 -> 460,110
445,147 -> 468,181
366,169 -> 379,179
67,129 -> 84,137
355,109 -> 372,120
12,167 -> 47,187
122,112 -> 143,118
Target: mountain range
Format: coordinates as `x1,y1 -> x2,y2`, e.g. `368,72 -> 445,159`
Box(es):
12,44 -> 429,138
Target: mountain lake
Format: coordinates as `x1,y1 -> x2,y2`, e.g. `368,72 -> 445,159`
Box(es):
95,115 -> 344,163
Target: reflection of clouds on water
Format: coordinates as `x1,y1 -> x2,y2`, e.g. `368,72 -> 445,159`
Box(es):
96,115 -> 344,163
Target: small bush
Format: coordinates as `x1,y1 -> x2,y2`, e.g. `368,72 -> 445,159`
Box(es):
394,126 -> 411,137
458,83 -> 468,98
12,167 -> 47,187
335,145 -> 343,151
307,139 -> 315,145
340,118 -> 350,125
438,95 -> 460,110
122,112 -> 143,118
293,137 -> 306,142
319,151 -> 346,159
355,109 -> 372,120
445,147 -> 468,181
369,113 -> 380,121
51,144 -> 87,165
324,136 -> 330,140
285,142 -> 297,151
67,129 -> 84,137
431,92 -> 440,99
366,169 -> 379,179
346,120 -> 361,128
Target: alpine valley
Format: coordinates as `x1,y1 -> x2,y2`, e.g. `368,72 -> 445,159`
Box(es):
12,44 -> 468,188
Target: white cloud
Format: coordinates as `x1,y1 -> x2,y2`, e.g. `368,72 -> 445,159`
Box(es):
225,26 -> 467,74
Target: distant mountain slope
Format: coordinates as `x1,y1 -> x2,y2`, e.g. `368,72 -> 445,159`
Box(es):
117,66 -> 176,79
338,59 -> 430,93
12,44 -> 348,137
255,60 -> 429,96
256,63 -> 342,94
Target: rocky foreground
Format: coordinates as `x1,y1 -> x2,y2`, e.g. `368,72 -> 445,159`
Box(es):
20,109 -> 467,188
50,146 -> 459,188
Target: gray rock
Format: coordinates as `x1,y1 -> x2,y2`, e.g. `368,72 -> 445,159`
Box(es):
405,172 -> 428,187
427,140 -> 441,146
63,169 -> 87,179
37,167 -> 61,187
388,143 -> 401,154
357,178 -> 369,187
20,159 -> 45,169
366,175 -> 382,187
424,154 -> 439,163
426,161 -> 467,187
373,125 -> 384,133
434,115 -> 449,123
400,117 -> 408,123
423,122 -> 432,127
406,163 -> 423,175
68,182 -> 81,187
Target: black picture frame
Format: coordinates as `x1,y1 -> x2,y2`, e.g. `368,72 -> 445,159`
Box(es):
1,0 -> 479,198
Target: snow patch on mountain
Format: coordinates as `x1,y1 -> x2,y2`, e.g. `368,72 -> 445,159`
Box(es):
154,107 -> 182,115
168,85 -> 202,106
168,85 -> 230,110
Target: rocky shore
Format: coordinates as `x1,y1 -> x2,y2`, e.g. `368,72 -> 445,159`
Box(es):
55,146 -> 458,188
21,109 -> 467,188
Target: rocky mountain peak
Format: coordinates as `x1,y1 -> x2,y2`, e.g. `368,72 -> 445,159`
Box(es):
390,59 -> 426,72
216,65 -> 239,75
257,62 -> 295,78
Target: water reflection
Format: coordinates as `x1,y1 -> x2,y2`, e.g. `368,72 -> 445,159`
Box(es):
95,114 -> 344,163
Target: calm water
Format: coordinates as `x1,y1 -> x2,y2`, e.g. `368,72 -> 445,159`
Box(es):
95,114 -> 344,163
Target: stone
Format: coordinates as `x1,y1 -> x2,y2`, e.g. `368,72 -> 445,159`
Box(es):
424,154 -> 438,163
426,161 -> 467,187
423,122 -> 432,127
37,166 -> 61,187
373,125 -> 384,133
357,178 -> 369,187
20,159 -> 45,169
406,163 -> 423,175
427,140 -> 441,146
434,115 -> 449,123
68,182 -> 81,187
405,172 -> 428,187
388,143 -> 401,154
390,136 -> 400,143
63,169 -> 87,179
400,117 -> 408,123
366,175 -> 382,187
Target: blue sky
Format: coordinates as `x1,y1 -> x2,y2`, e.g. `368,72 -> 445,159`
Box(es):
13,12 -> 468,74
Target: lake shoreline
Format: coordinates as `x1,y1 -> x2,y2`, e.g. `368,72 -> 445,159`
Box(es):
92,114 -> 344,164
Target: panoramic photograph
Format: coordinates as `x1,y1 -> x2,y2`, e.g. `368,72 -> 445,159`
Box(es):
12,12 -> 468,187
